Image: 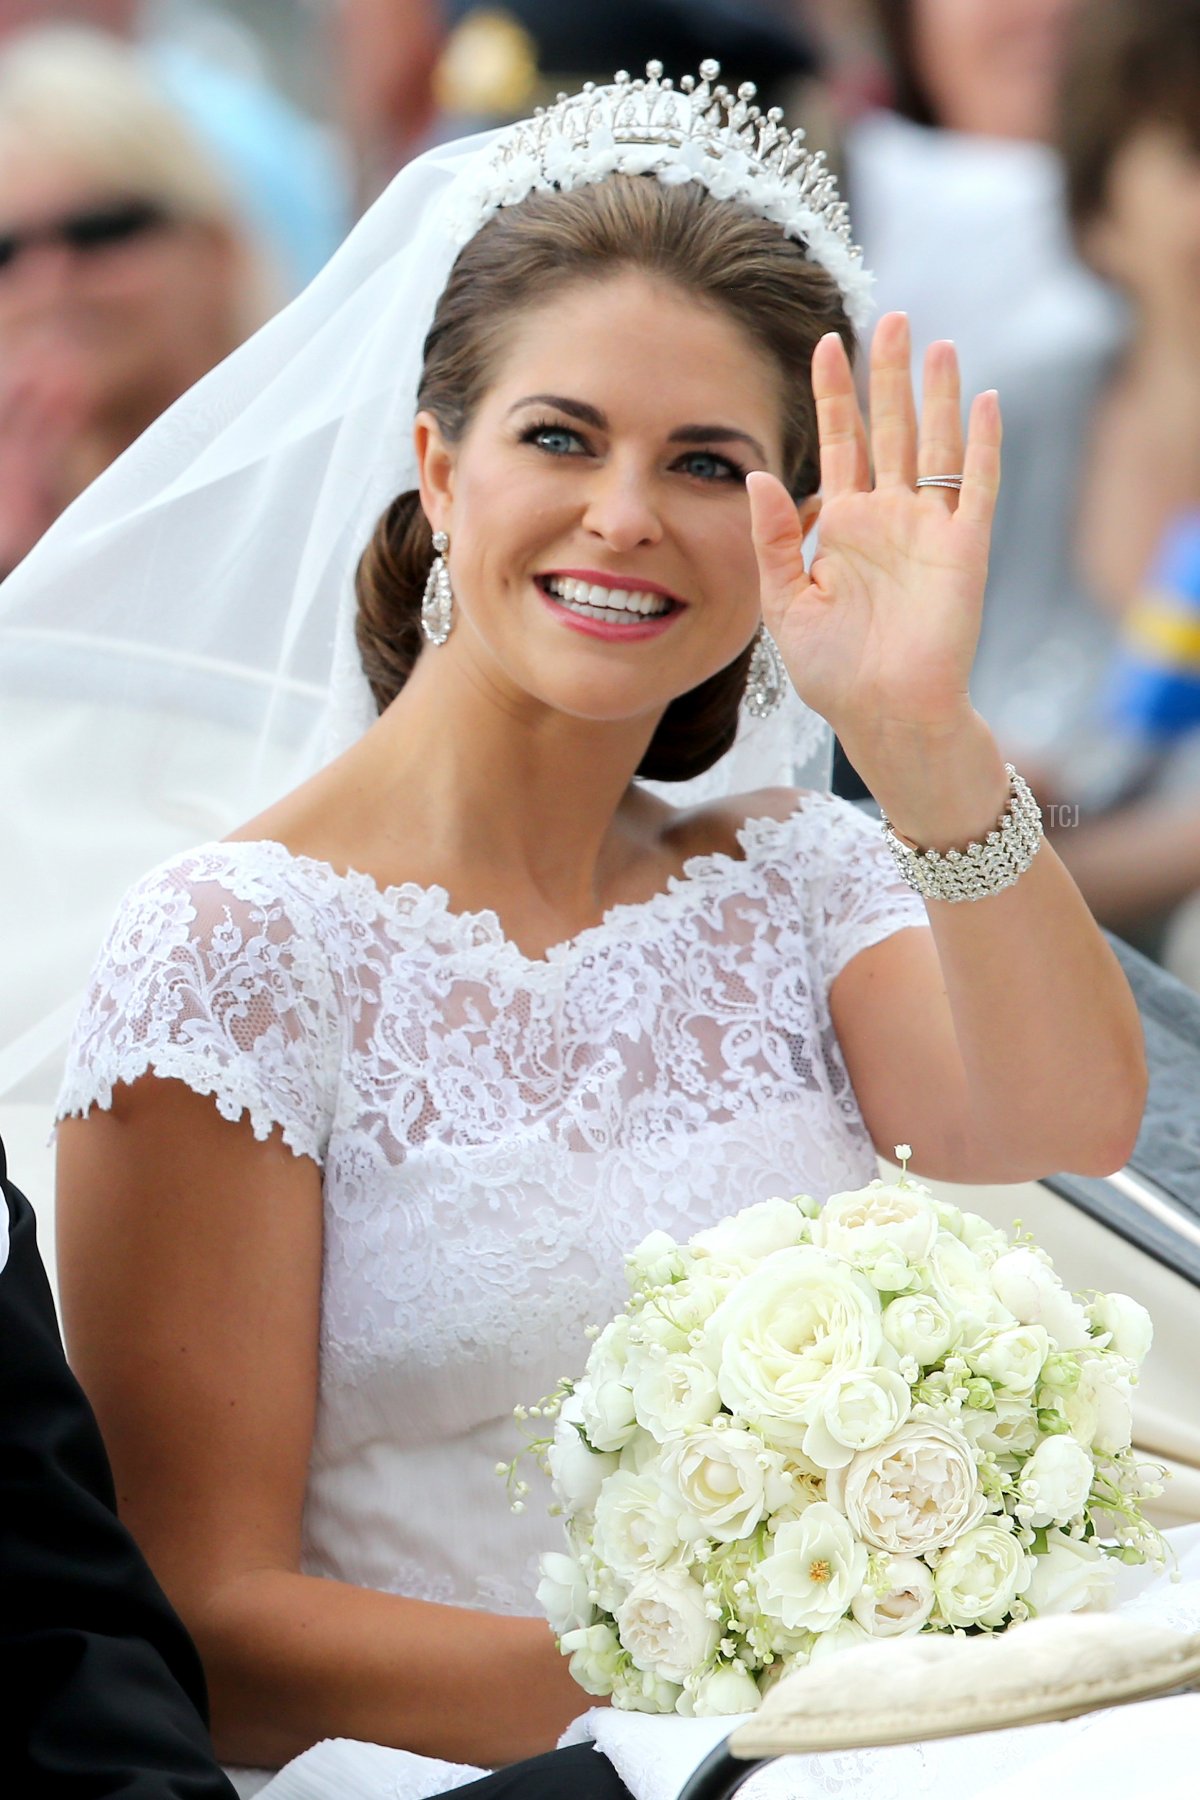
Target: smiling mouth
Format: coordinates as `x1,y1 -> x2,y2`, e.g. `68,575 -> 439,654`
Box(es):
537,574 -> 682,624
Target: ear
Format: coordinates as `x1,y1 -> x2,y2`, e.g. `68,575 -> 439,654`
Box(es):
414,410 -> 456,531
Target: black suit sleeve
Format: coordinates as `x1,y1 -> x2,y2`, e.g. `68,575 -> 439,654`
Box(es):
0,1137 -> 236,1799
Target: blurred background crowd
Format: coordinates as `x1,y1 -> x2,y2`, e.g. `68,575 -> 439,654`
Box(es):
2,0 -> 1200,981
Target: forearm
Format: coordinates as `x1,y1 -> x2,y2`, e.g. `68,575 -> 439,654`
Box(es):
856,716 -> 1147,1179
1049,799 -> 1200,931
195,1567 -> 586,1769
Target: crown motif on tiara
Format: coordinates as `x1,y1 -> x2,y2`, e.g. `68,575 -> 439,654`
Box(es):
444,59 -> 873,328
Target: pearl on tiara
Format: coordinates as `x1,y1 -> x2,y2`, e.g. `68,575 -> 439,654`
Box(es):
442,59 -> 874,328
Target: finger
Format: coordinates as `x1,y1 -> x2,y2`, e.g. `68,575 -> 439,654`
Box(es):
868,312 -> 918,489
747,469 -> 812,616
956,389 -> 1002,536
917,340 -> 965,505
812,331 -> 869,498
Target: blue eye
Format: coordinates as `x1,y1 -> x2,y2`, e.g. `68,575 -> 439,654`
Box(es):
676,450 -> 742,482
523,422 -> 586,455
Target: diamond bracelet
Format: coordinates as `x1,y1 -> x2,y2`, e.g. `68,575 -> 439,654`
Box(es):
880,765 -> 1043,902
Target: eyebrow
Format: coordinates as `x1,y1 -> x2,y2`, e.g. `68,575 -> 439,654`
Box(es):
506,393 -> 767,463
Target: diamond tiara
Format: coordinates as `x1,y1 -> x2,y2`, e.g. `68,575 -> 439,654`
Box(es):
444,59 -> 873,329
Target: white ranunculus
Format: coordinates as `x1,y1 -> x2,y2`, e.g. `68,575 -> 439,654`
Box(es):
660,1426 -> 784,1544
968,1324 -> 1051,1395
802,1367 -> 913,1470
808,1617 -> 873,1660
560,1620 -> 623,1695
615,1567 -> 721,1683
1088,1292 -> 1154,1366
632,1352 -> 721,1442
548,1396 -> 621,1512
926,1233 -> 1014,1336
1018,1435 -> 1095,1526
812,1180 -> 939,1289
933,1518 -> 1031,1627
577,1315 -> 638,1451
828,1418 -> 987,1554
592,1470 -> 683,1578
1023,1529 -> 1115,1616
990,1248 -> 1092,1350
882,1293 -> 959,1366
851,1555 -> 935,1636
692,1196 -> 812,1262
753,1501 -> 870,1634
536,1550 -> 593,1637
959,1394 -> 1041,1459
705,1247 -> 884,1450
688,1663 -> 762,1716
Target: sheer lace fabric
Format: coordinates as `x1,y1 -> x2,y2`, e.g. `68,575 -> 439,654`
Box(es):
60,795 -> 927,1620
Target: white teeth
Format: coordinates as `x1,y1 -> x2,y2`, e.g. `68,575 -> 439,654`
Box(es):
544,575 -> 673,616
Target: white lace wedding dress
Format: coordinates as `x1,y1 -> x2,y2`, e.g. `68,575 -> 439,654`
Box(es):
56,792 -> 1200,1799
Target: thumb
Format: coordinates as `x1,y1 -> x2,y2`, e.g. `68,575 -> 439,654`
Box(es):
747,470 -> 810,617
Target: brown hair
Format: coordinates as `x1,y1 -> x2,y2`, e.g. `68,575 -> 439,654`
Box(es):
1059,0 -> 1200,239
355,173 -> 852,782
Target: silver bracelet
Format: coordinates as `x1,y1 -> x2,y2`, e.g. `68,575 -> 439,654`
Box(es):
881,764 -> 1043,902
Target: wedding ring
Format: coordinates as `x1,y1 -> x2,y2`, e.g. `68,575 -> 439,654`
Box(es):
915,474 -> 964,490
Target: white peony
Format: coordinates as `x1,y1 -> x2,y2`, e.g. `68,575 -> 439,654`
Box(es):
560,1620 -> 623,1695
828,1418 -> 986,1554
536,1551 -> 593,1637
754,1501 -> 869,1634
933,1517 -> 1031,1627
692,1196 -> 812,1262
1023,1529 -> 1115,1616
851,1555 -> 935,1636
705,1247 -> 884,1450
660,1426 -> 785,1544
882,1293 -> 959,1366
967,1324 -> 1051,1395
548,1396 -> 620,1511
812,1179 -> 939,1289
688,1663 -> 762,1716
1018,1435 -> 1095,1526
1088,1292 -> 1154,1365
632,1352 -> 721,1442
802,1367 -> 913,1470
990,1248 -> 1092,1350
592,1470 -> 683,1578
615,1567 -> 721,1683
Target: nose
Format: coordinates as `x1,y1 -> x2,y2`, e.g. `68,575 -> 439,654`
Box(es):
581,459 -> 663,551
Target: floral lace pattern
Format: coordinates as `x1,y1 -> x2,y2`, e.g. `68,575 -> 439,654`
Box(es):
59,795 -> 928,1612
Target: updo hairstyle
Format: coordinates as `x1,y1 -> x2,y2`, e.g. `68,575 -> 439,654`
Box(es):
356,174 -> 852,781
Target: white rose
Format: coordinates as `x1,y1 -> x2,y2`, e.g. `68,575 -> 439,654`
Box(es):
615,1567 -> 721,1683
754,1501 -> 870,1633
968,1324 -> 1051,1396
633,1352 -> 721,1442
1088,1292 -> 1154,1366
960,1395 -> 1041,1459
990,1248 -> 1092,1350
882,1293 -> 959,1366
828,1418 -> 986,1554
927,1233 -> 1014,1336
577,1315 -> 638,1451
626,1229 -> 689,1291
659,1270 -> 738,1341
933,1518 -> 1030,1627
592,1470 -> 683,1578
692,1197 -> 812,1262
808,1617 -> 873,1660
1090,1369 -> 1135,1456
548,1397 -> 621,1512
812,1180 -> 939,1289
851,1555 -> 935,1636
957,1210 -> 1012,1262
706,1247 -> 884,1450
1023,1530 -> 1115,1616
802,1367 -> 913,1470
560,1620 -> 622,1695
688,1663 -> 762,1716
536,1550 -> 593,1637
660,1426 -> 784,1544
1018,1436 -> 1095,1526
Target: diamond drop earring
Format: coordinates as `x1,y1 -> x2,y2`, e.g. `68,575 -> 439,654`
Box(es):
743,625 -> 786,719
420,529 -> 453,645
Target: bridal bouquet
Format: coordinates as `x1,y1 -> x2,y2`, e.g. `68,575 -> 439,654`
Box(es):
514,1152 -> 1164,1716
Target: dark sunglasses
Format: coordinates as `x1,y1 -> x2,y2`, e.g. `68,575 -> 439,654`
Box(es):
0,199 -> 173,273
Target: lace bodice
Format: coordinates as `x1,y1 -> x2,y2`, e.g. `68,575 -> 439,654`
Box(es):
59,794 -> 928,1615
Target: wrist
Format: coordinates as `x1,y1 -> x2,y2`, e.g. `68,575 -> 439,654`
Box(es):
848,714 -> 1010,851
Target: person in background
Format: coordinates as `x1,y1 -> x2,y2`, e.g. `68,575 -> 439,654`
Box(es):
0,26 -> 280,576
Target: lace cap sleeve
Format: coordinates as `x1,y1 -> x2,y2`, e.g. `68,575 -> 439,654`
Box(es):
56,847 -> 337,1163
776,794 -> 930,991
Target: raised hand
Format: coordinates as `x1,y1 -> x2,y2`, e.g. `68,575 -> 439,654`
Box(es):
748,311 -> 1001,764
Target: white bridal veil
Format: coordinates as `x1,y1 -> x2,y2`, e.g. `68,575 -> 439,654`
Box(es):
0,117 -> 837,1115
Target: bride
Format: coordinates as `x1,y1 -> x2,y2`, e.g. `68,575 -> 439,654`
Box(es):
1,57 -> 1166,1800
